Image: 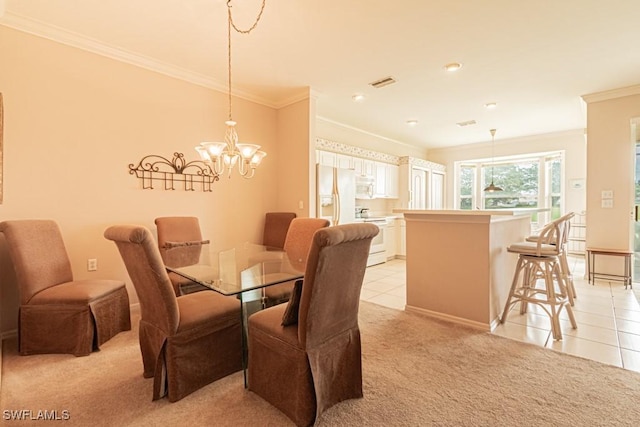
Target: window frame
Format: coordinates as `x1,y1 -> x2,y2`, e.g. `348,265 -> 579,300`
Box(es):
454,151 -> 565,226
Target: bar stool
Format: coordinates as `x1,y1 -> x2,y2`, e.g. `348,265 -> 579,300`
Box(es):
501,218 -> 577,340
526,212 -> 576,305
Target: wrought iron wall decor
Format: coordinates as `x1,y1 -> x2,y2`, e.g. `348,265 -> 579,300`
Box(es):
129,152 -> 219,192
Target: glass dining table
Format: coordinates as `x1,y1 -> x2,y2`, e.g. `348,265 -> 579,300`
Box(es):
166,243 -> 304,387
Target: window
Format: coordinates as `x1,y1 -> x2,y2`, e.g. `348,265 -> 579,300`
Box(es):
456,152 -> 564,225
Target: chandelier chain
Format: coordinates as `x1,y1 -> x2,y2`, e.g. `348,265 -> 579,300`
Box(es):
226,0 -> 267,121
227,0 -> 266,34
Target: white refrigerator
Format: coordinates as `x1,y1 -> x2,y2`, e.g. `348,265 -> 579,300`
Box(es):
317,165 -> 356,225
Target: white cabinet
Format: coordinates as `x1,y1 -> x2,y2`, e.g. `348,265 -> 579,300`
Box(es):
317,150 -> 337,167
316,150 -> 398,198
385,220 -> 396,259
398,219 -> 406,257
386,164 -> 399,198
373,161 -> 399,198
374,161 -> 386,197
399,159 -> 446,209
336,154 -> 353,169
353,157 -> 375,177
316,151 -> 354,170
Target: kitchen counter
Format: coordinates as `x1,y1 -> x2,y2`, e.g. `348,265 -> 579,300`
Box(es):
395,210 -> 531,331
392,208 -> 549,216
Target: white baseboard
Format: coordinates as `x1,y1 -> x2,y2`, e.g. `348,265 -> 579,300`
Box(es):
404,305 -> 492,332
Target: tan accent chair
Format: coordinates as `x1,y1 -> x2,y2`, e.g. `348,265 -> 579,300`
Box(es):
262,212 -> 296,249
263,217 -> 330,307
155,216 -> 209,296
0,220 -> 131,356
104,225 -> 242,402
248,223 -> 379,426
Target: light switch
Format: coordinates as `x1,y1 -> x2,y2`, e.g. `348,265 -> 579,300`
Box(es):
601,190 -> 614,199
602,199 -> 613,208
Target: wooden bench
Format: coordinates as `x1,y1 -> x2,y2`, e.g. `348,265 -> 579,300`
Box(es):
586,247 -> 633,289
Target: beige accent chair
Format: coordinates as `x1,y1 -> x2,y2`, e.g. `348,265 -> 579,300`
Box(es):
262,212 -> 296,249
263,217 -> 330,307
248,223 -> 379,426
105,225 -> 242,402
0,220 -> 131,356
155,216 -> 209,296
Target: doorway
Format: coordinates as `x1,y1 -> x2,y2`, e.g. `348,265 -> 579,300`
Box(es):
633,118 -> 640,281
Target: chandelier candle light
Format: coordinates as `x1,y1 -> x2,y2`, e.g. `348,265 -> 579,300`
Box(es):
483,128 -> 503,192
196,0 -> 267,179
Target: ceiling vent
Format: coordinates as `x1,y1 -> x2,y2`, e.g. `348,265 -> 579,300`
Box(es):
456,120 -> 477,127
369,76 -> 397,89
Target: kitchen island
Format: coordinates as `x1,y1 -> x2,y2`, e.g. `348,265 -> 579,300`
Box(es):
393,209 -> 537,331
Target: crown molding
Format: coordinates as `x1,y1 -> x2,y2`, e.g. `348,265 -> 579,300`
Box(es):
316,116 -> 417,149
0,12 -> 280,108
582,84 -> 640,104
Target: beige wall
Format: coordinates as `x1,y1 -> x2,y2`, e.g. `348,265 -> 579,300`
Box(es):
276,94 -> 315,217
583,86 -> 640,251
0,27 -> 282,333
428,129 -> 587,215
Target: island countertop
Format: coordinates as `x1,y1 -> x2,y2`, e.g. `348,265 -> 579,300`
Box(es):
392,208 -> 549,216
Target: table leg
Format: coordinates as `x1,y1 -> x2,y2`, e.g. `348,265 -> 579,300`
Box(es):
239,293 -> 248,388
239,294 -> 263,389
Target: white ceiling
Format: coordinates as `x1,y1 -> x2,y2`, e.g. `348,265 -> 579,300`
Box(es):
2,0 -> 639,149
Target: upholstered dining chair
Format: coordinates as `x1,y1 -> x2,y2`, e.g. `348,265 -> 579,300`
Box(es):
262,212 -> 296,249
262,217 -> 330,307
248,223 -> 379,426
155,216 -> 209,296
0,220 -> 131,356
105,225 -> 242,402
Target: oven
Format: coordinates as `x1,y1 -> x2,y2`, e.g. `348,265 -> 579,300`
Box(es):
362,217 -> 387,266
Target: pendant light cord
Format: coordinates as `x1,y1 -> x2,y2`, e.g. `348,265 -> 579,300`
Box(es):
226,0 -> 266,122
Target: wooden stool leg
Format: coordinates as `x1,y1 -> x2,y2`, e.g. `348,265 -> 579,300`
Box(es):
559,251 -> 576,305
501,256 -> 525,323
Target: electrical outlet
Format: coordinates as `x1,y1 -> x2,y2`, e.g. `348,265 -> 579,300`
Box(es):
87,258 -> 98,271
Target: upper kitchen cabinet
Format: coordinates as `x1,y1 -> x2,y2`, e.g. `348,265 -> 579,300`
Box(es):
373,161 -> 399,199
353,157 -> 375,177
317,150 -> 337,167
316,150 -> 354,170
316,139 -> 403,199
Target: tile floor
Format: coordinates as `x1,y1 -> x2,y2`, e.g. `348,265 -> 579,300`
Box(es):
361,256 -> 640,373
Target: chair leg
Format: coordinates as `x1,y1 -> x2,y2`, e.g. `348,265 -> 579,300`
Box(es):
501,256 -> 525,323
559,251 -> 576,305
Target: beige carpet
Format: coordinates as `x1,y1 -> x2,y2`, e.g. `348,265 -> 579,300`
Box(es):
2,302 -> 640,426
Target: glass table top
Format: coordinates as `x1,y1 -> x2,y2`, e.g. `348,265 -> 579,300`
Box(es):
166,243 -> 304,296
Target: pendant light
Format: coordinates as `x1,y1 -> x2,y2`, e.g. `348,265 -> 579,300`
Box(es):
483,128 -> 503,192
196,0 -> 267,179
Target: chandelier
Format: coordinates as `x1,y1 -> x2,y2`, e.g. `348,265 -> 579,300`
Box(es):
483,128 -> 503,192
196,0 -> 267,179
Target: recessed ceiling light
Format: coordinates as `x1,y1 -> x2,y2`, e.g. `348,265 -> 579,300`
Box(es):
352,94 -> 365,102
484,102 -> 497,109
406,120 -> 418,126
444,62 -> 462,72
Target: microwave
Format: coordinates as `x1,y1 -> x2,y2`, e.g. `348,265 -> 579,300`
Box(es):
356,176 -> 375,199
